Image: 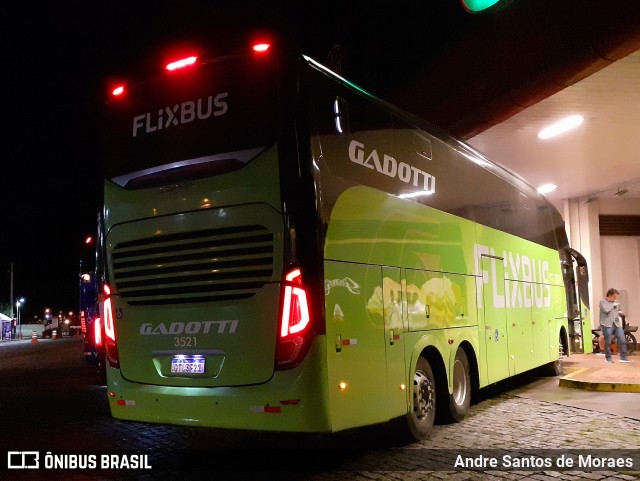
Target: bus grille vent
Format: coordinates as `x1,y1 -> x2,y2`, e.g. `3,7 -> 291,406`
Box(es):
111,225 -> 274,305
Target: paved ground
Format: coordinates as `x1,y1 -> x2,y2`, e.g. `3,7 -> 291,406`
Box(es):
0,338 -> 638,480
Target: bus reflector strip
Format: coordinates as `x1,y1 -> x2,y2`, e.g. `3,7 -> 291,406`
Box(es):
116,400 -> 136,406
250,405 -> 281,413
341,338 -> 358,346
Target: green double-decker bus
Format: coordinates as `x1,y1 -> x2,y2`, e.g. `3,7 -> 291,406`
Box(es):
98,37 -> 589,440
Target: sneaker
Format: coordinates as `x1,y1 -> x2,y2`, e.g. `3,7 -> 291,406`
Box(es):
605,358 -> 614,363
620,359 -> 632,363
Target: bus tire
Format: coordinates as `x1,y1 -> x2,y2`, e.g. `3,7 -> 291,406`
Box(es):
626,332 -> 637,354
443,348 -> 471,423
540,332 -> 566,376
405,356 -> 436,440
542,359 -> 564,376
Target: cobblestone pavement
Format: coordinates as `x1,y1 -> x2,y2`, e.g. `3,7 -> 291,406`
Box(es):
1,338 -> 638,480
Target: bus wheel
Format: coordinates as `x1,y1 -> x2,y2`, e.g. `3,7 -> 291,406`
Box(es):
626,333 -> 637,354
405,356 -> 436,440
443,348 -> 471,423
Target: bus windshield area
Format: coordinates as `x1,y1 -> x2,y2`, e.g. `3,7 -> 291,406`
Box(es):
102,55 -> 280,187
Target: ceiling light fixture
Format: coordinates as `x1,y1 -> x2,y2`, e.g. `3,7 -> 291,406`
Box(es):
613,187 -> 629,197
537,115 -> 584,140
585,195 -> 598,205
537,183 -> 557,195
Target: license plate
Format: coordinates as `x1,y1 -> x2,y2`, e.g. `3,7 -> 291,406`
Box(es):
171,355 -> 205,374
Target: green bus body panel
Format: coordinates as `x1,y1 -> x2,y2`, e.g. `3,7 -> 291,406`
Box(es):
324,186 -> 477,274
103,145 -> 337,431
381,267 -> 410,417
109,203 -> 283,387
480,255 -> 509,383
325,185 -> 565,393
475,223 -> 565,377
104,148 -> 286,388
103,145 -> 282,229
323,262 -> 408,431
107,337 -> 333,432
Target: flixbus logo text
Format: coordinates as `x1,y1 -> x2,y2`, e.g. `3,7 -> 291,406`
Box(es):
132,92 -> 229,137
474,243 -> 551,309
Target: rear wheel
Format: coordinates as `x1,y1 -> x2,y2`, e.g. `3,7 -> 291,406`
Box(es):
540,331 -> 565,375
405,356 -> 436,440
542,358 -> 564,376
441,348 -> 471,422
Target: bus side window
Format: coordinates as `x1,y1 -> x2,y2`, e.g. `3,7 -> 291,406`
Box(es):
333,97 -> 349,135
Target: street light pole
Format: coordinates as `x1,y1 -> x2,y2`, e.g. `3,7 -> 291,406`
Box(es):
10,262 -> 14,318
16,297 -> 24,340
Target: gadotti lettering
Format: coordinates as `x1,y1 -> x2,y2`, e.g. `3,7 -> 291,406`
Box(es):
348,140 -> 436,193
132,92 -> 229,137
140,320 -> 238,335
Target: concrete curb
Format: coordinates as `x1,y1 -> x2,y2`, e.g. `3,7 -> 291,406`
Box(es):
559,377 -> 640,393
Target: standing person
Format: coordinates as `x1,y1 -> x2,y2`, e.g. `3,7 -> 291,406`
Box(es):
599,288 -> 632,363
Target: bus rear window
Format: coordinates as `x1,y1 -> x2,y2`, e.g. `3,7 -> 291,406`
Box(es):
102,55 -> 279,187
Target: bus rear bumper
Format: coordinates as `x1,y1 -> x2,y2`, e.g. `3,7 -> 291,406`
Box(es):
105,340 -> 332,433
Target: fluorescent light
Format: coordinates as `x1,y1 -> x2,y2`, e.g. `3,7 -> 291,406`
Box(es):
537,183 -> 557,195
538,115 -> 583,139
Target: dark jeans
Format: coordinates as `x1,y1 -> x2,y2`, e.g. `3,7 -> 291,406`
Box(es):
601,324 -> 628,360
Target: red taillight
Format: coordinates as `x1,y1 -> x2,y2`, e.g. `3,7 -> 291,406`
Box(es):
102,283 -> 119,367
276,268 -> 312,369
94,317 -> 102,348
111,85 -> 124,97
165,55 -> 198,71
280,268 -> 310,336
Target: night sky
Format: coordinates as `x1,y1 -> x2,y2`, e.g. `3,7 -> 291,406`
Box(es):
0,1 -> 472,322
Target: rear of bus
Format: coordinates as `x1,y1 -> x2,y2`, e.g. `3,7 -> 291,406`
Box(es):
99,40 -> 329,431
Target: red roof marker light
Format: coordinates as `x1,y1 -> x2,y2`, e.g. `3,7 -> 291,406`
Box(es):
165,56 -> 198,71
252,43 -> 270,53
112,85 -> 124,97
